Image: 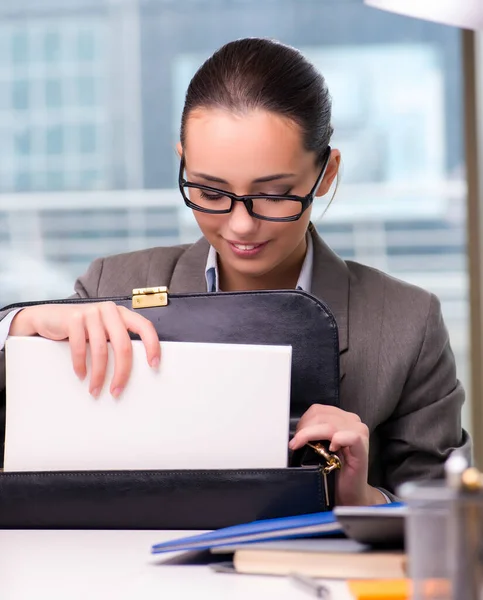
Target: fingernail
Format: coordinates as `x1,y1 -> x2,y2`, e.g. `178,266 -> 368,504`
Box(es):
91,388 -> 100,398
112,387 -> 123,398
150,357 -> 160,369
288,439 -> 295,449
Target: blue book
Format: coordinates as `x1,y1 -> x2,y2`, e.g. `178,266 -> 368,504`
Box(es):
151,502 -> 405,554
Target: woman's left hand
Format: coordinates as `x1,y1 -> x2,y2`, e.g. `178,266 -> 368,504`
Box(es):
289,404 -> 386,506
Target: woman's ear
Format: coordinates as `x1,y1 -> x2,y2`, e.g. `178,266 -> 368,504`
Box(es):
316,149 -> 341,197
176,141 -> 183,158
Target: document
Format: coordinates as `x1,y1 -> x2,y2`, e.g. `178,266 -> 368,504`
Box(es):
4,337 -> 292,471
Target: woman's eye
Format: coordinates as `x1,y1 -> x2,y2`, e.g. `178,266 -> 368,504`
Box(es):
200,191 -> 224,201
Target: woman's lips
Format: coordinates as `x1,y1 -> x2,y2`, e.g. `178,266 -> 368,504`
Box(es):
226,240 -> 269,258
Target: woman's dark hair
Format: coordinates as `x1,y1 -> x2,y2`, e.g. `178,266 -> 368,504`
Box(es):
180,38 -> 334,165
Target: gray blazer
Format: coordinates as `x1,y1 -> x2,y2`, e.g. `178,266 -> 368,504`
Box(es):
0,229 -> 470,495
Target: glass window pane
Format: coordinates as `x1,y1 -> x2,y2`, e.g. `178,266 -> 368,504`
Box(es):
46,171 -> 64,190
77,76 -> 96,106
80,169 -> 101,189
79,124 -> 97,154
12,80 -> 29,110
15,129 -> 32,155
11,31 -> 28,63
45,79 -> 62,108
15,171 -> 31,191
44,31 -> 61,62
77,31 -> 95,61
46,125 -> 64,154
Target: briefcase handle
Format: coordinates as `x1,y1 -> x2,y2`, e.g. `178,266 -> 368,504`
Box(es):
305,442 -> 342,474
301,442 -> 341,507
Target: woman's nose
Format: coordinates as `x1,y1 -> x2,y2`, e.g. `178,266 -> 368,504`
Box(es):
227,200 -> 259,236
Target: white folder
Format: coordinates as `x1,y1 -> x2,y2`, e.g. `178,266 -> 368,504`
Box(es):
4,337 -> 292,471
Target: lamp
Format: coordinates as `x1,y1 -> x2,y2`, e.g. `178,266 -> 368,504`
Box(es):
364,0 -> 483,31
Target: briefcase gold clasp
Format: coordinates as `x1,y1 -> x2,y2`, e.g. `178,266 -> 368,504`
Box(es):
132,286 -> 169,309
305,442 -> 342,475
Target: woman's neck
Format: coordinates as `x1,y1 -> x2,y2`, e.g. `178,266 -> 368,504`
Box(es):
218,237 -> 308,292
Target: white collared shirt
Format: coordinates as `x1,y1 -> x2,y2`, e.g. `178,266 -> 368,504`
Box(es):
205,233 -> 314,293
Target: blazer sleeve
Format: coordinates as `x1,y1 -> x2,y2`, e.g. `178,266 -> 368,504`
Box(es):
378,293 -> 471,496
0,257 -> 105,394
0,308 -> 27,395
72,257 -> 104,298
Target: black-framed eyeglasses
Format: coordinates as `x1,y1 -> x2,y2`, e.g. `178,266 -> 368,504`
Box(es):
178,146 -> 331,222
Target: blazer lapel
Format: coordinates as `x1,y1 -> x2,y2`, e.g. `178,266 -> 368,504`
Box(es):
309,228 -> 350,376
168,237 -> 210,293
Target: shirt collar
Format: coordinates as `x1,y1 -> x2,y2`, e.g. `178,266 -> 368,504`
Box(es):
205,233 -> 313,293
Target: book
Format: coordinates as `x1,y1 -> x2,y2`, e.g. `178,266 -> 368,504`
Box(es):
151,510 -> 342,554
151,502 -> 405,554
226,538 -> 406,579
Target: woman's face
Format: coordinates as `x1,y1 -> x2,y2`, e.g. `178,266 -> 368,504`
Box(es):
180,107 -> 339,290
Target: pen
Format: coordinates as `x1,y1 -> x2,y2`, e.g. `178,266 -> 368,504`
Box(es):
289,573 -> 331,599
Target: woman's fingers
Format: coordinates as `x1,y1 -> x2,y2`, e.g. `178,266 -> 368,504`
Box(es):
329,430 -> 368,455
95,303 -> 160,397
99,303 -> 134,397
15,301 -> 160,397
289,423 -> 336,450
119,307 -> 161,369
289,421 -> 369,454
68,309 -> 88,381
84,306 -> 109,397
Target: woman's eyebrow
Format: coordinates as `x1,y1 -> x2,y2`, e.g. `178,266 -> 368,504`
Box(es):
191,172 -> 296,184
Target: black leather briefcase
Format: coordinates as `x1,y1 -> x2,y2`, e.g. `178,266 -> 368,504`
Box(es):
0,289 -> 340,530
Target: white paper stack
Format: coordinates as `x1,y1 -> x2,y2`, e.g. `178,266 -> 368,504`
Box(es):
4,337 -> 292,471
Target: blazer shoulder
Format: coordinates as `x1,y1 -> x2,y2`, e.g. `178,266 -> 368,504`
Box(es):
343,259 -> 439,352
75,243 -> 192,297
345,259 -> 434,308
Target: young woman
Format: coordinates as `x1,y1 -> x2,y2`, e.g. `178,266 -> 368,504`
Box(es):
0,38 -> 470,505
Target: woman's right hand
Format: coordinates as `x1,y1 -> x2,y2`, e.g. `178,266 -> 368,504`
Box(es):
10,302 -> 160,398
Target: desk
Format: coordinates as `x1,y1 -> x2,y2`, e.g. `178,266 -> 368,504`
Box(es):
0,529 -> 352,599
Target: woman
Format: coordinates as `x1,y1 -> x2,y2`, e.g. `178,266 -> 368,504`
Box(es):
0,38 -> 470,505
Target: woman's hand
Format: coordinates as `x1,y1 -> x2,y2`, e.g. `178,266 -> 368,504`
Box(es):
10,302 -> 160,398
289,404 -> 386,506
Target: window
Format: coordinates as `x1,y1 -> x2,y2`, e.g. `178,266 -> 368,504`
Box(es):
15,171 -> 31,191
46,125 -> 64,155
45,79 -> 62,108
46,171 -> 65,191
77,76 -> 97,107
11,31 -> 28,63
12,80 -> 29,110
0,17 -> 107,193
79,124 -> 97,154
14,129 -> 32,155
79,169 -> 101,189
44,31 -> 61,62
77,31 -> 96,61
